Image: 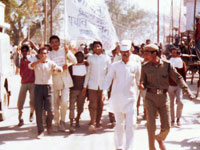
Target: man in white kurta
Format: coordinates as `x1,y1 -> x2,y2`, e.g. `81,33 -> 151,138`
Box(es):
82,41 -> 111,132
48,35 -> 77,131
103,42 -> 141,150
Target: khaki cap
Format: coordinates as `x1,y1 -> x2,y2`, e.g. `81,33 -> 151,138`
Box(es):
144,44 -> 159,52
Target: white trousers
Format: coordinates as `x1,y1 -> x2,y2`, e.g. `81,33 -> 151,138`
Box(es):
53,88 -> 69,125
114,111 -> 135,150
168,85 -> 183,121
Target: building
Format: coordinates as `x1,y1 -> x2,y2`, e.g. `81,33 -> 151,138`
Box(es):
184,0 -> 200,30
0,2 -> 12,121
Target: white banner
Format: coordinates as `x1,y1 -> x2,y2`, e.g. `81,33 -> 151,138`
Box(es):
64,0 -> 118,51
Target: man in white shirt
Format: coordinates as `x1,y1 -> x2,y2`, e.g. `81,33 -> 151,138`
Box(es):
168,47 -> 186,126
29,47 -> 62,138
82,41 -> 111,132
48,35 -> 77,131
103,41 -> 141,150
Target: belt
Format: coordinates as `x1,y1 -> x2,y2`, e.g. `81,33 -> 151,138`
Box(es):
35,84 -> 50,86
147,88 -> 168,95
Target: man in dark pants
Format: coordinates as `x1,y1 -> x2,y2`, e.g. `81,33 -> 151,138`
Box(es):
69,51 -> 87,130
29,47 -> 62,138
139,44 -> 194,150
82,41 -> 111,132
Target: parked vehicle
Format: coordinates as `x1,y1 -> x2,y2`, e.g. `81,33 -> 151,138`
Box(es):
0,2 -> 13,121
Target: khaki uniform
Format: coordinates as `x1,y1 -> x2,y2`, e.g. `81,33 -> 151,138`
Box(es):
141,59 -> 189,150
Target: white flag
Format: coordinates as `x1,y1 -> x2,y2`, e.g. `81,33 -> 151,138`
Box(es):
64,0 -> 118,51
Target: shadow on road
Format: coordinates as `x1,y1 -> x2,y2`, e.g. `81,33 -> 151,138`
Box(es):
0,125 -> 37,145
0,114 -> 115,145
166,137 -> 200,150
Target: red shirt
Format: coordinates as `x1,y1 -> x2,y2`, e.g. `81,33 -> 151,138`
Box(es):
20,58 -> 35,84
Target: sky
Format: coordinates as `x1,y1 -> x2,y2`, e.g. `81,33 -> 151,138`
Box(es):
132,0 -> 185,15
133,0 -> 186,23
131,0 -> 187,44
59,0 -> 187,45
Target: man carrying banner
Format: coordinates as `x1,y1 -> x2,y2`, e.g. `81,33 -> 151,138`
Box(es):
48,35 -> 77,131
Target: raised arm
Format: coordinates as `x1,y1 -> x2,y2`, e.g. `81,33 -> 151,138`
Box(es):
66,50 -> 77,65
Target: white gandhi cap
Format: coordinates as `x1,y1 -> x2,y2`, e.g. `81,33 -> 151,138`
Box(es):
120,40 -> 132,51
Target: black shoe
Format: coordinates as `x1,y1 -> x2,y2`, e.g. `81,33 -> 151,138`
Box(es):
29,112 -> 34,122
75,122 -> 80,128
47,127 -> 52,135
176,118 -> 181,126
18,119 -> 24,126
69,126 -> 76,133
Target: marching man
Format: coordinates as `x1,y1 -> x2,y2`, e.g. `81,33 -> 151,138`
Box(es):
103,40 -> 141,150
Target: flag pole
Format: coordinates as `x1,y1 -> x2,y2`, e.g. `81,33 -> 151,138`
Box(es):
44,0 -> 47,44
64,0 -> 68,64
157,0 -> 160,44
178,0 -> 182,36
171,0 -> 174,44
50,0 -> 53,36
194,0 -> 197,31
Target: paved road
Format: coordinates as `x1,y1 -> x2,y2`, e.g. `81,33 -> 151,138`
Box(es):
0,75 -> 200,150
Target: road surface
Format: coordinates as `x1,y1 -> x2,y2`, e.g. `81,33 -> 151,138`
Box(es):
0,74 -> 200,150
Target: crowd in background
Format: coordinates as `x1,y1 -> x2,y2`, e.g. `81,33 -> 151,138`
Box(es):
8,34 -> 196,150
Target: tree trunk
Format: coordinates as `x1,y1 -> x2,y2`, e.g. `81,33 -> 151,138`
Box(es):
28,0 -> 60,40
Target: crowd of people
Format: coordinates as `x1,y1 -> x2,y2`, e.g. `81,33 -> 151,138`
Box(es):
11,35 -> 195,150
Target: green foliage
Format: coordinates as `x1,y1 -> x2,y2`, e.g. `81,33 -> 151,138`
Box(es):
0,0 -> 152,45
106,0 -> 150,41
0,0 -> 61,45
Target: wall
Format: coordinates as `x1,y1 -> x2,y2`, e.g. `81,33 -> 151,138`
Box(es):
184,0 -> 200,30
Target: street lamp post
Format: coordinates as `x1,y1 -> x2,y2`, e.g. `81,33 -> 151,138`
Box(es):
178,0 -> 182,36
171,0 -> 174,44
44,0 -> 47,44
157,0 -> 160,44
50,0 -> 53,36
194,0 -> 197,31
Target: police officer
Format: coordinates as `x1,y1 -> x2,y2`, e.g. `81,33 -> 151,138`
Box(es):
139,44 -> 194,150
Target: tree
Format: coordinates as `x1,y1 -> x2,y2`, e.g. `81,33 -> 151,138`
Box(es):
106,0 -> 150,41
0,0 -> 62,45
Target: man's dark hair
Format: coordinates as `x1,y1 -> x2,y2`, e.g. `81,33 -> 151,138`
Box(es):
49,35 -> 60,43
170,46 -> 179,52
131,42 -> 134,47
21,45 -> 29,52
146,39 -> 151,43
75,51 -> 84,57
44,44 -> 52,51
196,18 -> 199,23
89,43 -> 93,51
92,41 -> 102,49
134,46 -> 140,53
112,48 -> 117,52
